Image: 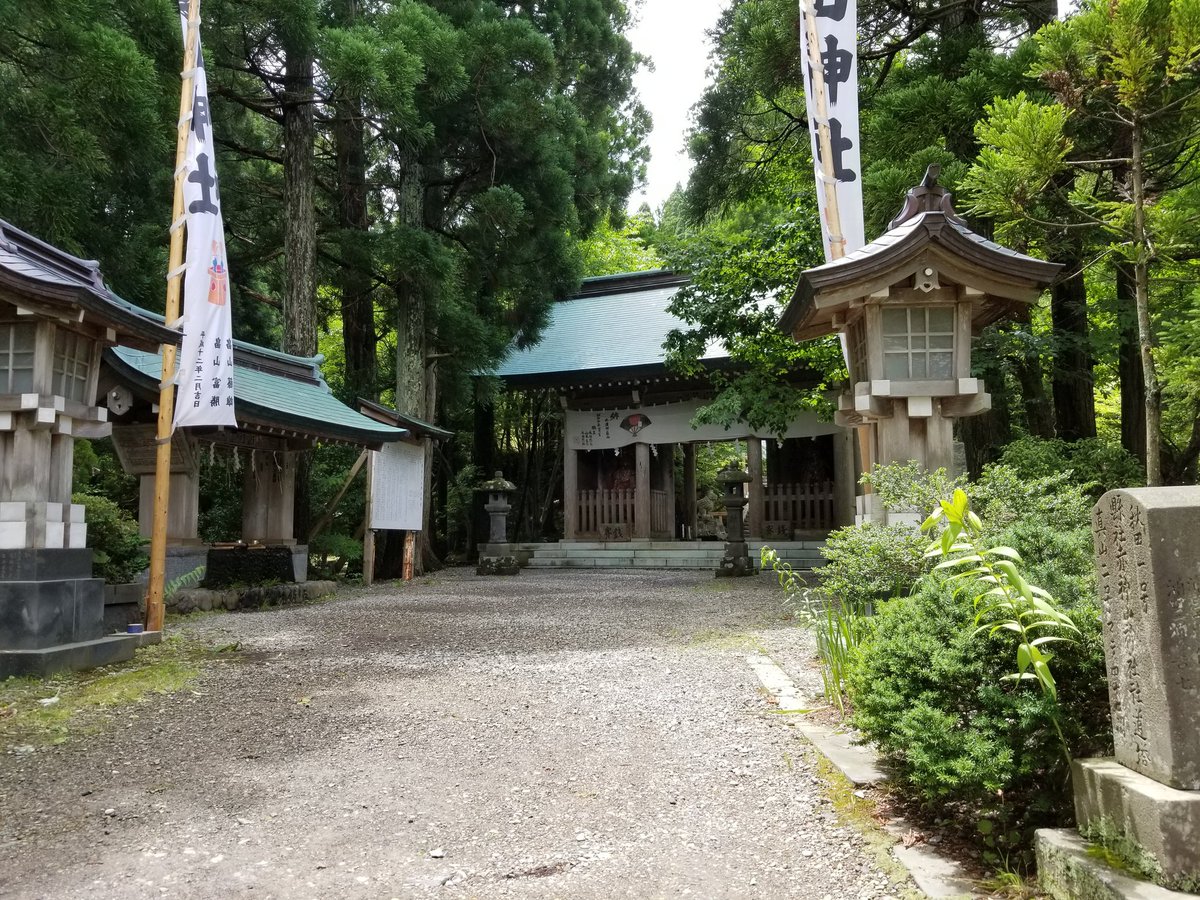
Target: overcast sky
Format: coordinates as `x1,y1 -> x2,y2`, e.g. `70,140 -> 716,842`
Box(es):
626,0 -> 729,214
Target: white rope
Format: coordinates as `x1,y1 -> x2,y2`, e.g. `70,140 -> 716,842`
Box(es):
166,264 -> 187,281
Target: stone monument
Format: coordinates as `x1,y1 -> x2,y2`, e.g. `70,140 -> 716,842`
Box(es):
1037,487 -> 1200,897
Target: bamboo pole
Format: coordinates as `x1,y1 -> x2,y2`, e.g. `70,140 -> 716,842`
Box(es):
145,0 -> 202,632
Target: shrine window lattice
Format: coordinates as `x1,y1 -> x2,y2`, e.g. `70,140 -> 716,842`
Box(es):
0,323 -> 36,394
882,306 -> 954,380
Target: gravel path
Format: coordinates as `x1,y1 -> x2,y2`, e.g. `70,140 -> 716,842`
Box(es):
0,570 -> 908,899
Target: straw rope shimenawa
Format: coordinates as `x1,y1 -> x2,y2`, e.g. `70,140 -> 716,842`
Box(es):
145,0 -> 202,632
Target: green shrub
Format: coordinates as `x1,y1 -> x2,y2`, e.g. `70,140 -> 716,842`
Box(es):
971,463 -> 1093,531
73,492 -> 148,584
846,524 -> 1111,859
998,436 -> 1143,498
815,522 -> 931,609
860,461 -> 964,513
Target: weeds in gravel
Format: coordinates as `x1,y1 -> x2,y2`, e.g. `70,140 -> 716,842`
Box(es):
0,635 -> 210,749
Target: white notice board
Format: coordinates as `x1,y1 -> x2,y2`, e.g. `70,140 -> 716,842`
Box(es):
369,441 -> 425,531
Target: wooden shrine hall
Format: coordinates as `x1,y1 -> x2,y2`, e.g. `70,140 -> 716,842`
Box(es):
491,270 -> 859,549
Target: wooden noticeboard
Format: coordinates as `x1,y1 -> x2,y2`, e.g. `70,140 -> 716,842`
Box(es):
368,440 -> 424,531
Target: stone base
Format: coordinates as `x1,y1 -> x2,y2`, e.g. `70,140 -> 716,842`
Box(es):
170,580 -> 336,614
103,583 -> 144,632
0,632 -> 139,679
477,556 -> 519,576
1073,758 -> 1200,885
716,540 -> 753,577
1036,829 -> 1195,900
0,549 -> 108,652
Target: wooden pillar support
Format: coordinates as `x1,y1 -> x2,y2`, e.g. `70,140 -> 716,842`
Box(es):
563,442 -> 578,541
832,427 -> 857,528
665,444 -> 677,540
747,437 -> 764,539
634,441 -> 651,539
682,443 -> 697,540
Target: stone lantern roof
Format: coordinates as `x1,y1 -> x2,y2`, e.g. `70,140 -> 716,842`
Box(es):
780,166 -> 1062,341
0,220 -> 178,349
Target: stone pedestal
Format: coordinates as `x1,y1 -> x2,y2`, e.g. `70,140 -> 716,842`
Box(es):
1041,488 -> 1200,896
0,549 -> 137,678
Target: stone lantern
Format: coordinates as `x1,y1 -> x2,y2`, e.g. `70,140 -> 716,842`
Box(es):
780,167 -> 1062,522
716,465 -> 753,577
0,221 -> 177,676
476,470 -> 519,576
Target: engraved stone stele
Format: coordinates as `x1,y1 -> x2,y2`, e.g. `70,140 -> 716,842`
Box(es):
1092,488 -> 1200,790
1040,487 -> 1200,896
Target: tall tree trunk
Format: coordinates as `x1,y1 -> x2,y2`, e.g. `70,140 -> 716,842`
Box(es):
1130,120 -> 1162,484
282,37 -> 316,542
1116,264 -> 1146,463
1048,255 -> 1096,441
1015,351 -> 1055,439
394,152 -> 437,572
333,0 -> 376,402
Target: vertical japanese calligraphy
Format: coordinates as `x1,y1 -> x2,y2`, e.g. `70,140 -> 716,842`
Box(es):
173,0 -> 236,429
798,0 -> 865,261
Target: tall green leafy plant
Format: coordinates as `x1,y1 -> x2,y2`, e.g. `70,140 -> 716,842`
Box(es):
921,488 -> 1079,701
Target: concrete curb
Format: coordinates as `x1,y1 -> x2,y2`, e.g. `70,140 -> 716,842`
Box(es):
746,651 -> 978,898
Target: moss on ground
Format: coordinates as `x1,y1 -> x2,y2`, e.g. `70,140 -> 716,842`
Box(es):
0,634 -> 213,749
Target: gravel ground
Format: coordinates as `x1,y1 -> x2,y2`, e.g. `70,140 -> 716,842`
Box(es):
0,569 -> 909,900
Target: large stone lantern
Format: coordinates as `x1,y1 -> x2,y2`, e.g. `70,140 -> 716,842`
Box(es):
0,221 -> 176,675
780,167 -> 1062,520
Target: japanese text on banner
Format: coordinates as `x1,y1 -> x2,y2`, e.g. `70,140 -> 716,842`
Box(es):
173,0 -> 236,429
799,0 -> 866,261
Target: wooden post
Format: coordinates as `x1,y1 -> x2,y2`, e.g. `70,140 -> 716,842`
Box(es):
747,437 -> 764,538
563,443 -> 578,541
145,0 -> 201,632
362,450 -> 375,585
402,531 -> 416,581
682,443 -> 697,540
633,441 -> 651,539
665,444 -> 676,540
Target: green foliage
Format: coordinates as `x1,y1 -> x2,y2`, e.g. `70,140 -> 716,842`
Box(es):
996,436 -> 1144,497
847,572 -> 1110,850
815,523 -> 931,609
762,546 -> 867,715
72,493 -> 147,584
861,462 -> 965,514
72,439 -> 139,511
165,566 -> 206,599
922,489 -> 1079,701
578,211 -> 663,276
662,212 -> 843,436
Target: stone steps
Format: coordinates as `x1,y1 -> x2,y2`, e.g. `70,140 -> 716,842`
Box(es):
518,539 -> 827,571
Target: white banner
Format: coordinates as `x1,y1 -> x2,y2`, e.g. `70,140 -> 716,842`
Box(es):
799,0 -> 865,261
369,441 -> 426,531
565,400 -> 841,451
173,0 -> 236,429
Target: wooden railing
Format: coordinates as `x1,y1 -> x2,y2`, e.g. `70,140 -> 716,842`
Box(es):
578,488 -> 635,536
763,480 -> 835,531
650,489 -> 668,536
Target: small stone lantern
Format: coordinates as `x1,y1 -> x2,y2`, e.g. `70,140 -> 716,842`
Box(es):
716,465 -> 753,578
476,471 -> 519,576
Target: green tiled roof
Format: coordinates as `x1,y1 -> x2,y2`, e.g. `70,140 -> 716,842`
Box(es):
108,346 -> 409,447
492,271 -> 726,381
